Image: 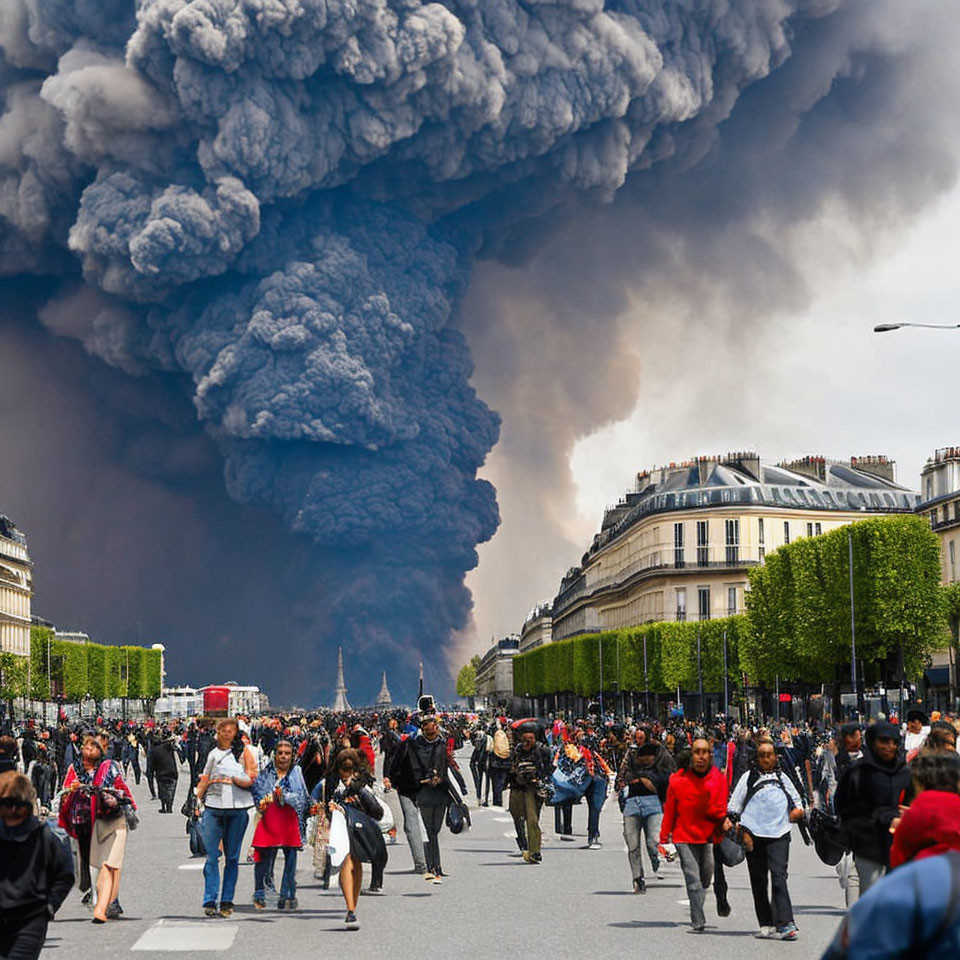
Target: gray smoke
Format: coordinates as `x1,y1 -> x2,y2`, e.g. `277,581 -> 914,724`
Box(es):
1,0 -> 957,702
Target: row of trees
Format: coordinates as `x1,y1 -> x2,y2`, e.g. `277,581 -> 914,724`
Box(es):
512,617 -> 748,698
0,626 -> 162,712
511,515 -> 954,699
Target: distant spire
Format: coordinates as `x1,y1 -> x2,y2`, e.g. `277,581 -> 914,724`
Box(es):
376,671 -> 392,709
418,661 -> 424,699
332,646 -> 351,712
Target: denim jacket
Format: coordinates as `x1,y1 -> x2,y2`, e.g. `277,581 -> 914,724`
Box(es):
252,763 -> 309,824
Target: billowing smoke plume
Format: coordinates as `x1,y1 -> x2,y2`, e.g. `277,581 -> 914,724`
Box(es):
1,0 -> 957,702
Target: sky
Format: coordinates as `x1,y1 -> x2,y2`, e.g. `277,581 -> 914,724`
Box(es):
465,178 -> 960,654
2,0 -> 959,706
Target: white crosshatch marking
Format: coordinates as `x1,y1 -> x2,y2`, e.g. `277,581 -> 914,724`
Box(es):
131,920 -> 239,952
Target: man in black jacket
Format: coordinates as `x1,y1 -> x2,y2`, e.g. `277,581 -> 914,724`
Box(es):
382,727 -> 427,875
407,716 -> 449,882
508,727 -> 553,864
151,732 -> 181,813
834,721 -> 910,901
0,772 -> 74,960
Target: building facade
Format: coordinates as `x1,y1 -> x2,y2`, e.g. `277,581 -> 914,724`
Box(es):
919,447 -> 960,584
518,602 -> 553,655
551,453 -> 920,642
0,515 -> 32,656
475,636 -> 521,712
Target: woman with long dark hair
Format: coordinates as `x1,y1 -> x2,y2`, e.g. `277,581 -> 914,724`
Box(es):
328,748 -> 384,930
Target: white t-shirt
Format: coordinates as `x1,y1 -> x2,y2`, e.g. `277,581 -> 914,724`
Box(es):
202,747 -> 254,809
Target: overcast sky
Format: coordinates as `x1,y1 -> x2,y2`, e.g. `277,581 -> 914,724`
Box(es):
466,180 -> 960,650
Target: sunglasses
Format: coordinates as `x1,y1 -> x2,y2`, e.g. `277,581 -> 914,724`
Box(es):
0,798 -> 29,809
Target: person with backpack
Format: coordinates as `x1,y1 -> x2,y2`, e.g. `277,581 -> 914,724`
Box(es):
487,722 -> 512,807
409,715 -> 449,882
0,772 -> 75,960
728,736 -> 805,941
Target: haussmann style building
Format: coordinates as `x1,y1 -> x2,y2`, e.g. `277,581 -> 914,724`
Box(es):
919,447 -> 960,585
550,452 -> 920,642
0,514 -> 32,657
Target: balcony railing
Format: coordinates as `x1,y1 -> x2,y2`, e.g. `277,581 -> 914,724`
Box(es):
553,544 -> 765,614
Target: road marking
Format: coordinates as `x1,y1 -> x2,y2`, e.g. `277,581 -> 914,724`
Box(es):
677,899 -> 690,905
502,831 -> 517,838
493,817 -> 513,823
177,864 -> 204,870
132,920 -> 238,951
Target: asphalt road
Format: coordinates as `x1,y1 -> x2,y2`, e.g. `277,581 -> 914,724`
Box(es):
43,753 -> 846,959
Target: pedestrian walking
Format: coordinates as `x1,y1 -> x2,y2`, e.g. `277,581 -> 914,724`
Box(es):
410,715 -> 450,882
60,735 -> 135,923
0,772 -> 74,960
618,742 -> 669,892
508,724 -> 552,863
329,748 -> 385,930
834,721 -> 910,903
728,736 -> 804,941
660,736 -> 729,932
251,740 -> 308,910
195,717 -> 258,918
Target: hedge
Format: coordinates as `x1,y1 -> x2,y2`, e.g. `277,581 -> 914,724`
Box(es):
513,617 -> 745,698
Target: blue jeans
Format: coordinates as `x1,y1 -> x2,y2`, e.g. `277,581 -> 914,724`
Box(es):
254,847 -> 298,901
201,807 -> 250,906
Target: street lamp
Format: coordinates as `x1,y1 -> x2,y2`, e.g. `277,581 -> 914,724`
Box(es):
874,322 -> 960,333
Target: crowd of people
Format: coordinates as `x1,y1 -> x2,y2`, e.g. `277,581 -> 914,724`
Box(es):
3,704 -> 960,957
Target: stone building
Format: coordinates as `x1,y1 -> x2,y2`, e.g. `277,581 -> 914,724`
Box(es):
551,452 -> 919,641
475,636 -> 521,713
0,514 -> 32,656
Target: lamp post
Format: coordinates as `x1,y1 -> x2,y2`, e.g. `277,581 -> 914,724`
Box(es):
598,634 -> 604,717
722,628 -> 729,717
643,634 -> 649,718
874,322 -> 960,333
849,530 -> 858,713
696,627 -> 704,720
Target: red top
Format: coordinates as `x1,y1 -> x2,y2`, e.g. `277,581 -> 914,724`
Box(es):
252,801 -> 302,849
890,790 -> 960,869
660,766 -> 729,845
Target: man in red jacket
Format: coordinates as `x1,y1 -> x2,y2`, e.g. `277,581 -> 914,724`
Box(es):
660,737 -> 730,932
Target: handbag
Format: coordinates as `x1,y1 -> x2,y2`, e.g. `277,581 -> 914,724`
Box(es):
717,827 -> 746,867
123,803 -> 140,831
809,807 -> 846,866
95,787 -> 124,821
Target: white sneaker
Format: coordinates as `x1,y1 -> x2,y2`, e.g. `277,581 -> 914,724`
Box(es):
422,872 -> 436,881
588,841 -> 602,850
754,926 -> 775,939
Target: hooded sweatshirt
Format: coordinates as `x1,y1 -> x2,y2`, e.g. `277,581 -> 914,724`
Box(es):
835,743 -> 911,864
891,790 -> 960,869
0,816 -> 75,918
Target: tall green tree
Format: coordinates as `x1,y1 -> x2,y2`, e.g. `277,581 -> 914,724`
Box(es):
455,655 -> 480,700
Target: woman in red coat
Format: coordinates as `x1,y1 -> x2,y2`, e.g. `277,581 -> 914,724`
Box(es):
890,752 -> 960,869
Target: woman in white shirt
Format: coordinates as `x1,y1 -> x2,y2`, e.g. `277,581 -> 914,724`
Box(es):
196,718 -> 258,918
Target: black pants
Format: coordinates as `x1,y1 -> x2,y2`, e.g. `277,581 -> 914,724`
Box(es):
714,857 -> 728,904
746,834 -> 794,928
554,801 -> 573,835
489,767 -> 508,807
157,774 -> 178,813
419,803 -> 446,875
130,753 -> 141,785
145,758 -> 156,798
469,757 -> 484,800
0,911 -> 48,960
